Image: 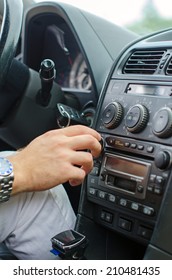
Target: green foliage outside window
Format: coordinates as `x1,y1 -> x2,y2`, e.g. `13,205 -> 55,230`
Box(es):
126,0 -> 172,35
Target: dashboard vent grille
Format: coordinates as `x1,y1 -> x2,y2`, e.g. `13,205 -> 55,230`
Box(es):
166,57 -> 172,75
123,50 -> 166,74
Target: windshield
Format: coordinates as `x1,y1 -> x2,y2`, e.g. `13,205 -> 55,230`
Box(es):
35,0 -> 172,35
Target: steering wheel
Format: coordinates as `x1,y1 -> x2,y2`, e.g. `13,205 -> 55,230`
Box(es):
0,0 -> 23,87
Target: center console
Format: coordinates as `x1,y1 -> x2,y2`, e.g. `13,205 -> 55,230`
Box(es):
86,56 -> 172,244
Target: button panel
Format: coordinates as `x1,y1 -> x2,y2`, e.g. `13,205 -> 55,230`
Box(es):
147,174 -> 165,195
106,136 -> 156,157
87,186 -> 155,217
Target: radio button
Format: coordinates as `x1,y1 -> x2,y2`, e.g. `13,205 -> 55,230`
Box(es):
88,176 -> 98,187
147,146 -> 154,153
155,176 -> 164,185
124,142 -> 130,147
154,186 -> 163,195
130,143 -> 137,149
88,187 -> 97,196
142,206 -> 154,216
108,194 -> 116,203
98,190 -> 107,199
119,198 -> 128,207
131,202 -> 139,211
150,174 -> 156,183
138,145 -> 144,150
90,166 -> 99,176
137,185 -> 144,193
147,185 -> 154,192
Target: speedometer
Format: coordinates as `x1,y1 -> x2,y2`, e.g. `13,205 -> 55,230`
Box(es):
69,53 -> 92,90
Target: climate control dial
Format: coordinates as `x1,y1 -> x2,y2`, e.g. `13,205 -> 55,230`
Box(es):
152,107 -> 172,138
125,104 -> 149,133
102,102 -> 123,129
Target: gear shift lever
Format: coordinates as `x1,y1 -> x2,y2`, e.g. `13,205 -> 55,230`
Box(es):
38,59 -> 56,105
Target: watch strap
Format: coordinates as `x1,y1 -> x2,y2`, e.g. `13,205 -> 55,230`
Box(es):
0,174 -> 14,203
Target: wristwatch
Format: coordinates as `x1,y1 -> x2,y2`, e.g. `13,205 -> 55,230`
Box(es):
0,157 -> 14,203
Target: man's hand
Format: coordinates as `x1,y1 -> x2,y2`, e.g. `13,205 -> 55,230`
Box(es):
8,125 -> 102,195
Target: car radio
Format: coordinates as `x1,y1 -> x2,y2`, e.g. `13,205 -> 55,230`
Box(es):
86,79 -> 172,244
99,153 -> 151,200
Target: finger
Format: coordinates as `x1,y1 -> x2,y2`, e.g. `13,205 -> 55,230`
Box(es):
60,125 -> 101,141
70,151 -> 94,174
68,151 -> 94,186
68,166 -> 88,187
69,164 -> 92,186
67,165 -> 86,186
69,179 -> 83,186
68,135 -> 102,158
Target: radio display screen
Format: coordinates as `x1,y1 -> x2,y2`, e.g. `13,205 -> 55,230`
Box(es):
126,84 -> 171,96
106,156 -> 148,178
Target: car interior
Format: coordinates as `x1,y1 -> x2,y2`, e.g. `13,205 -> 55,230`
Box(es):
1,0 -> 172,260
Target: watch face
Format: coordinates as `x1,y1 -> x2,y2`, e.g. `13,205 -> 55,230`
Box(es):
0,158 -> 13,176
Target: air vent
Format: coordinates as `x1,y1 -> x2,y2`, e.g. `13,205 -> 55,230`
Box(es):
123,50 -> 166,75
166,57 -> 172,75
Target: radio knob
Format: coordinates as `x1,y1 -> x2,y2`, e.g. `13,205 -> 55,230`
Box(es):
152,107 -> 172,138
102,102 -> 123,129
125,104 -> 149,133
154,151 -> 171,170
